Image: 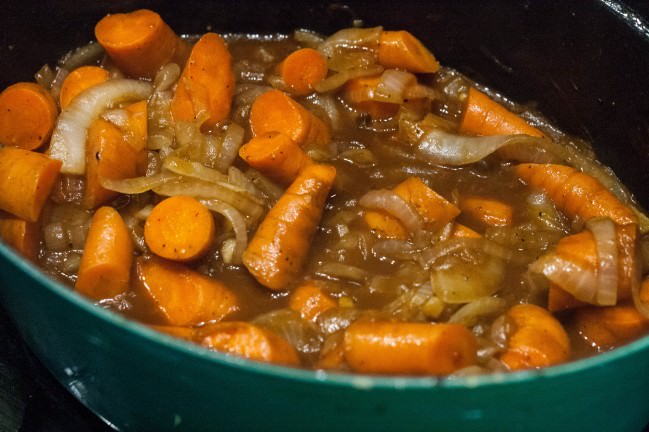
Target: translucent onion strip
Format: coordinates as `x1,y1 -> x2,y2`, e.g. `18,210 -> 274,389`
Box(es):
100,172 -> 179,195
374,69 -> 417,104
49,79 -> 153,174
214,122 -> 245,172
200,199 -> 248,264
414,128 -> 549,166
318,26 -> 383,58
359,189 -> 423,234
530,254 -> 599,303
162,156 -> 229,184
586,218 -> 619,306
314,64 -> 383,93
448,297 -> 507,327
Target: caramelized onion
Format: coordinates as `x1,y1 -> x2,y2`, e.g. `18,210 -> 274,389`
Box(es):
530,254 -> 599,303
318,26 -> 383,58
374,69 -> 417,104
448,297 -> 507,327
162,156 -> 229,184
586,218 -> 619,306
415,129 -> 548,166
200,199 -> 248,264
314,64 -> 383,93
359,189 -> 423,234
100,171 -> 179,194
49,79 -> 153,174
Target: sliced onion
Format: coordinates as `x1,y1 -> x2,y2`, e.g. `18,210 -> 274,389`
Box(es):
200,199 -> 248,264
415,129 -> 548,166
58,41 -> 105,71
244,169 -> 283,202
49,79 -> 153,174
372,239 -> 418,260
431,255 -> 505,304
318,26 -> 383,58
374,69 -> 417,104
253,309 -> 322,354
100,171 -> 179,194
162,156 -> 229,184
529,254 -> 599,303
214,122 -> 245,172
315,262 -> 368,282
49,67 -> 69,103
359,189 -> 423,234
293,29 -> 325,48
313,64 -> 384,93
586,218 -> 619,306
418,237 -> 514,269
153,63 -> 181,92
153,176 -> 264,222
34,64 -> 55,88
448,297 -> 507,327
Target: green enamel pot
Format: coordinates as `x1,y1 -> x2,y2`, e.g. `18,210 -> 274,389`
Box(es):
1,0 -> 649,430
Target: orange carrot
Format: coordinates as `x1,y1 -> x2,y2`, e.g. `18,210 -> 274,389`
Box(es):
641,277 -> 649,304
288,281 -> 338,322
0,82 -> 58,150
514,163 -> 637,226
59,66 -> 110,108
238,131 -> 313,186
459,87 -> 544,137
316,339 -> 346,370
499,304 -> 570,370
144,195 -> 215,262
200,321 -> 300,366
75,206 -> 133,300
95,9 -> 188,79
364,176 -> 460,239
84,117 -> 142,209
242,164 -> 336,290
377,31 -> 440,73
0,214 -> 41,262
341,75 -> 400,119
136,257 -> 239,326
574,304 -> 649,350
122,100 -> 149,174
276,48 -> 328,96
249,89 -> 331,148
0,147 -> 61,222
171,33 -> 234,131
459,195 -> 513,227
343,321 -> 477,375
451,223 -> 482,239
545,225 -> 636,311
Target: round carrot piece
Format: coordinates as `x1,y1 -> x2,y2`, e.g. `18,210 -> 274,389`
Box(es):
0,147 -> 61,222
95,9 -> 187,79
59,66 -> 110,108
499,304 -> 570,370
343,321 -> 477,375
238,131 -> 312,186
249,89 -> 331,148
76,206 -> 133,300
200,321 -> 300,366
276,48 -> 328,96
377,30 -> 440,73
342,75 -> 399,119
144,195 -> 215,262
0,82 -> 58,150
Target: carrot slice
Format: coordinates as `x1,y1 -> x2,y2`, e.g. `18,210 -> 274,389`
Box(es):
136,257 -> 239,326
0,214 -> 40,262
170,33 -> 234,131
499,304 -> 570,370
144,195 -> 215,262
459,195 -> 513,227
288,281 -> 338,322
276,48 -> 328,96
574,304 -> 649,350
0,82 -> 58,150
364,176 -> 460,239
59,66 -> 110,108
342,75 -> 400,119
514,163 -> 637,225
451,223 -> 482,239
238,131 -> 313,186
377,31 -> 440,73
200,321 -> 300,366
84,117 -> 142,209
343,321 -> 477,375
249,90 -> 331,148
95,9 -> 188,79
459,87 -> 544,137
243,164 -> 336,290
75,206 -> 133,300
0,147 -> 61,222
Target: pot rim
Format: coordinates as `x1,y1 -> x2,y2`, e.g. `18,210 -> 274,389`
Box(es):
3,240 -> 647,391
